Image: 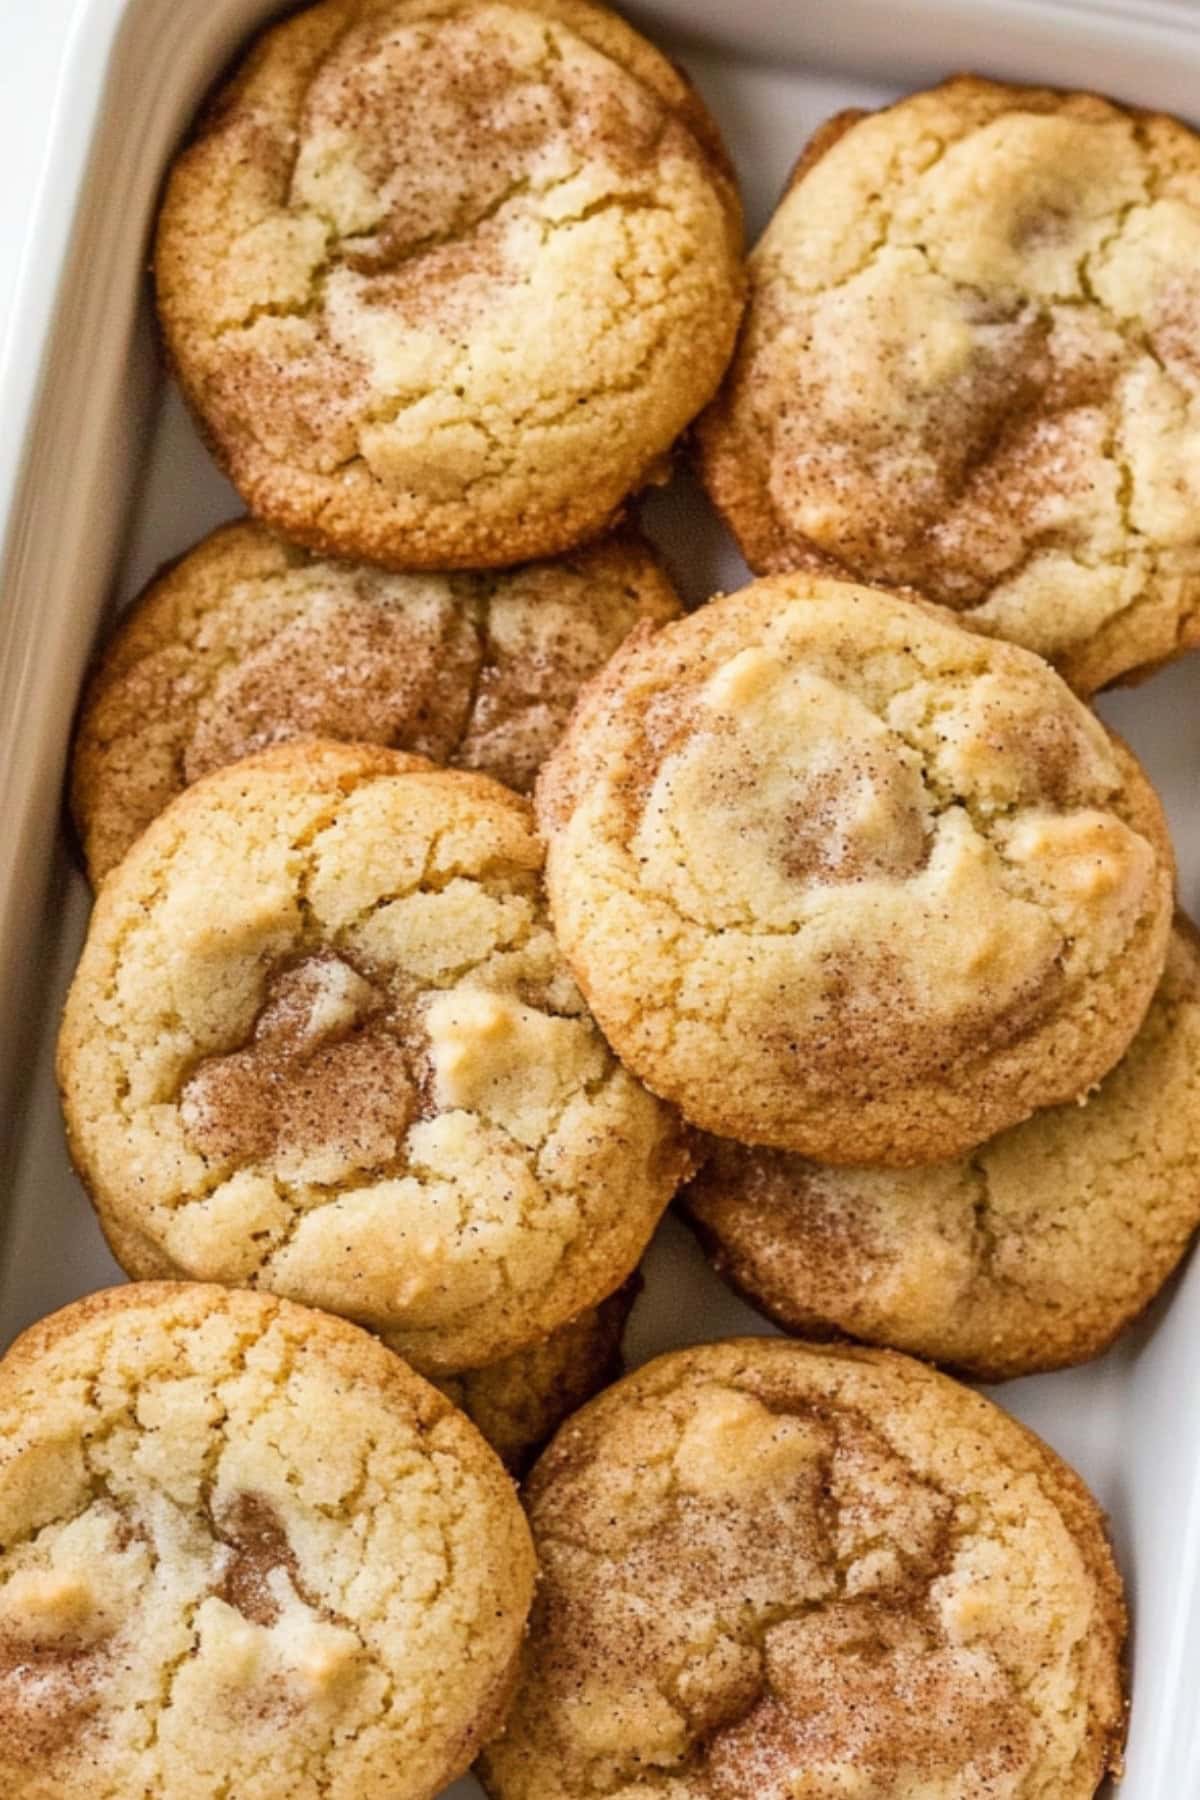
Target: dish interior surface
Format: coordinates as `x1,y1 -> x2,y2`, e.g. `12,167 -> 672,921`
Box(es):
3,9 -> 1200,1795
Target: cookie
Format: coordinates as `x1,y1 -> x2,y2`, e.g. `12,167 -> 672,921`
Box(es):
428,1281 -> 637,1473
0,1282 -> 535,1800
58,741 -> 692,1373
71,519 -> 681,884
537,573 -> 1174,1163
155,0 -> 744,569
479,1337 -> 1126,1800
697,76 -> 1200,693
682,918 -> 1200,1380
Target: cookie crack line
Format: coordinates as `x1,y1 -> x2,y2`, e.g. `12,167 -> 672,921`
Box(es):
761,131 -> 952,303
963,1148 -> 1027,1296
211,165 -> 550,341
532,1523 -> 1014,1793
206,0 -> 660,344
241,0 -> 657,320
308,205 -> 691,499
134,1337 -> 249,1763
265,1052 -> 629,1332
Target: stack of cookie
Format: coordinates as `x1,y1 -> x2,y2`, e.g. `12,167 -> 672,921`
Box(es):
4,4 -> 1199,1795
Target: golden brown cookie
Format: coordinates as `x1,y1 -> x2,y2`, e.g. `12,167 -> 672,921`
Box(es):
155,0 -> 744,569
71,519 -> 681,884
537,572 -> 1174,1164
0,1282 -> 535,1800
682,918 -> 1200,1380
479,1337 -> 1126,1800
428,1280 -> 637,1473
698,76 -> 1200,693
58,742 -> 692,1374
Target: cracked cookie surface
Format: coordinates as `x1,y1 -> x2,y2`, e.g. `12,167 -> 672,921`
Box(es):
58,742 -> 691,1373
428,1280 -> 636,1472
536,573 -> 1174,1163
697,76 -> 1200,693
0,1282 -> 535,1800
682,918 -> 1200,1380
478,1337 -> 1126,1800
71,519 -> 681,885
155,0 -> 744,568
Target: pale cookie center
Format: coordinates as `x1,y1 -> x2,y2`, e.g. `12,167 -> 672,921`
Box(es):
892,113 -> 1148,300
295,12 -> 574,272
632,655 -> 933,930
180,952 -> 417,1182
621,632 -> 1167,1079
0,1486 -> 366,1754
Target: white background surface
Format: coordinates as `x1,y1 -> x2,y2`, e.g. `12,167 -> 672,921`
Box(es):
0,5 -> 81,357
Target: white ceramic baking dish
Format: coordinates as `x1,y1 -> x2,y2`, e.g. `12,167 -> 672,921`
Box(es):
2,2 -> 1200,1793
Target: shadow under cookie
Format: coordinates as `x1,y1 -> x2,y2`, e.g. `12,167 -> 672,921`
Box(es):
426,1278 -> 639,1475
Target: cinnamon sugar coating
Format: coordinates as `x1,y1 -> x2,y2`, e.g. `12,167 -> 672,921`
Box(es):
71,519 -> 680,884
479,1338 -> 1126,1800
0,1283 -> 535,1800
536,573 -> 1174,1163
698,76 -> 1200,693
683,918 -> 1200,1380
155,0 -> 744,568
57,743 -> 691,1372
